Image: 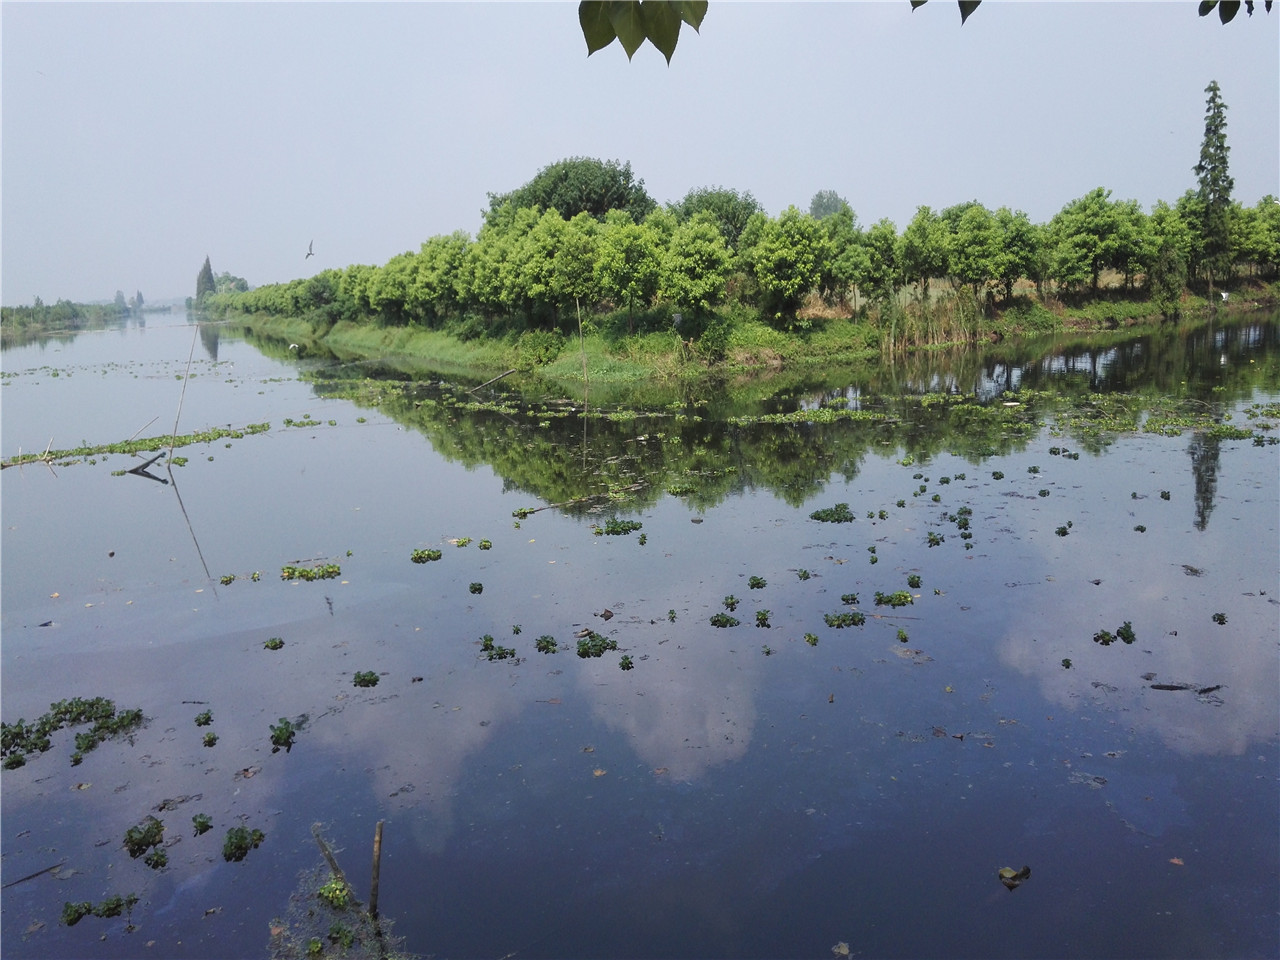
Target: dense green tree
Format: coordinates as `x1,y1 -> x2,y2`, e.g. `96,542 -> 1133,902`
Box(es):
669,186 -> 762,249
595,210 -> 662,326
1047,188 -> 1132,295
1194,80 -> 1234,294
946,203 -> 1000,296
992,207 -> 1039,302
196,256 -> 216,302
809,190 -> 851,222
485,158 -> 655,226
114,290 -> 128,314
1231,195 -> 1280,276
214,272 -> 249,295
659,212 -> 730,315
1144,200 -> 1193,318
743,207 -> 827,328
818,204 -> 866,307
898,206 -> 949,299
861,218 -> 902,305
409,231 -> 471,325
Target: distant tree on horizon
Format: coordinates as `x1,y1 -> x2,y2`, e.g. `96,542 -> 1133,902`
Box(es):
196,256 -> 216,302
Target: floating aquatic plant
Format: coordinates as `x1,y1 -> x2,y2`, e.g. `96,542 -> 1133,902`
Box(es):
992,471 -> 1005,480
193,814 -> 213,836
264,638 -> 284,650
748,576 -> 766,590
454,537 -> 472,548
576,632 -> 618,658
194,710 -> 212,727
535,635 -> 558,654
1116,621 -> 1137,644
667,609 -> 677,622
927,532 -> 945,547
1092,629 -> 1116,646
202,732 -> 218,747
840,593 -> 859,605
223,826 -> 265,863
220,574 -> 236,585
2,696 -> 143,770
124,816 -> 164,859
619,655 -> 634,671
270,718 -> 296,753
875,591 -> 914,608
61,894 -> 139,927
907,574 -> 922,589
756,610 -> 772,628
469,582 -> 483,594
638,533 -> 648,545
723,595 -> 740,611
352,671 -> 379,688
595,518 -> 642,536
1212,612 -> 1227,625
896,628 -> 909,642
1038,489 -> 1050,497
1055,526 -> 1070,537
1061,658 -> 1072,669
797,569 -> 811,581
411,549 -> 442,563
823,611 -> 866,628
144,849 -> 168,870
280,563 -> 340,581
804,633 -> 819,646
809,503 -> 855,523
1160,490 -> 1171,500
478,539 -> 492,550
1134,525 -> 1146,532
709,613 -> 740,628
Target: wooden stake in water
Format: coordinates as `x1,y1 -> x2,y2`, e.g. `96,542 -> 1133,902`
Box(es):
169,323 -> 199,458
369,820 -> 384,920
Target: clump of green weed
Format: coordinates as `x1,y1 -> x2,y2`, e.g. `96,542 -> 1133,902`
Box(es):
478,539 -> 492,550
317,875 -> 352,910
619,655 -> 634,671
595,518 -> 642,536
264,637 -> 284,650
992,471 -> 1005,480
352,671 -> 379,688
469,582 -> 483,594
755,610 -> 771,628
1212,612 -> 1227,625
535,635 -> 558,654
804,633 -> 819,646
124,816 -> 164,858
202,732 -> 218,747
896,628 -> 909,642
193,814 -> 213,836
723,595 -> 740,611
270,718 -> 296,753
840,593 -> 859,606
748,576 -> 766,589
194,710 -> 213,727
927,532 -> 944,547
576,632 -> 618,658
810,503 -> 855,523
280,563 -> 340,581
2,696 -> 144,770
411,548 -> 442,563
223,826 -> 265,862
797,569 -> 811,581
907,574 -> 922,589
874,591 -> 914,608
709,613 -> 740,628
823,611 -> 866,628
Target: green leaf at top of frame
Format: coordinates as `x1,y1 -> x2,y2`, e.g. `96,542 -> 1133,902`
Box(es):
643,1 -> 683,63
579,1 -> 617,55
609,1 -> 648,58
958,0 -> 982,24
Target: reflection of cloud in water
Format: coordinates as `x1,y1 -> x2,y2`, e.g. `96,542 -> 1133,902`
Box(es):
576,635 -> 759,782
999,586 -> 1279,756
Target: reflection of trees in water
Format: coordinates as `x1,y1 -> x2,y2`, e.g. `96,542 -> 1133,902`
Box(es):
1189,432 -> 1221,531
199,322 -> 220,361
300,313 -> 1277,511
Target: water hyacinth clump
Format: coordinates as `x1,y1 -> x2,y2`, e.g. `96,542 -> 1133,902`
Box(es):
411,548 -> 443,563
809,502 -> 855,523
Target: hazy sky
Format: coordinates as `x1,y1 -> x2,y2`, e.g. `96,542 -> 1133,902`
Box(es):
2,2 -> 1277,305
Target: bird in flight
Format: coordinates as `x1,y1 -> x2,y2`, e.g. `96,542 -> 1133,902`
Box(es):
305,240 -> 314,260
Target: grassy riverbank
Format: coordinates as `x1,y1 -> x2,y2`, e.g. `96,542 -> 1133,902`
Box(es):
222,280 -> 1278,390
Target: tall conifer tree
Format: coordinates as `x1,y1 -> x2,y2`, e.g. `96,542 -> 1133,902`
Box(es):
1193,80 -> 1234,295
196,256 -> 216,302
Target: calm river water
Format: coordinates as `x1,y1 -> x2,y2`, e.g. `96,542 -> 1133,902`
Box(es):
2,314 -> 1277,959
